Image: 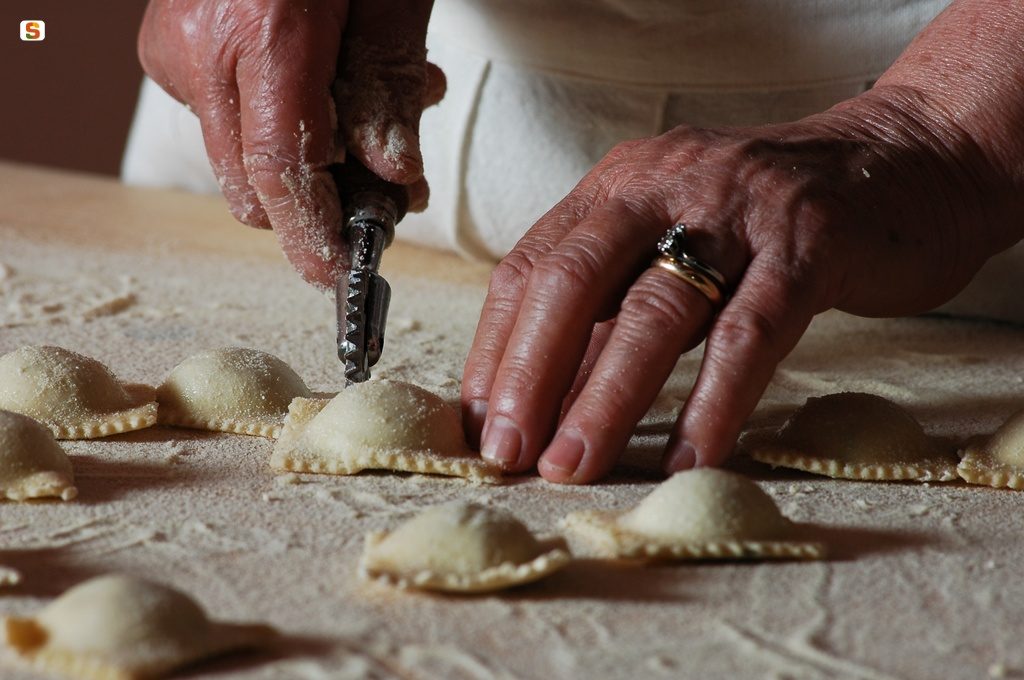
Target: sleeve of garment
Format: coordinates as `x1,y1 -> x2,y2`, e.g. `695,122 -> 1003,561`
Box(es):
120,77 -> 220,195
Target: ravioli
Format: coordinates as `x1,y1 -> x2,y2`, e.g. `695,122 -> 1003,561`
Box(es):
0,410 -> 77,502
3,574 -> 274,680
270,380 -> 501,483
958,408 -> 1024,489
360,501 -> 571,592
0,346 -> 156,439
157,348 -> 312,438
563,468 -> 824,561
748,392 -> 958,481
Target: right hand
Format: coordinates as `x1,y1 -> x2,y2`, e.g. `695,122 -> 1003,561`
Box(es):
138,0 -> 445,289
461,86 -> 1012,483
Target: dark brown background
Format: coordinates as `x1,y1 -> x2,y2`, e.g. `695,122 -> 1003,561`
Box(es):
0,2 -> 148,176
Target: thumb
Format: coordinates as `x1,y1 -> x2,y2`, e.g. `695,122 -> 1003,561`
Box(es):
333,0 -> 436,185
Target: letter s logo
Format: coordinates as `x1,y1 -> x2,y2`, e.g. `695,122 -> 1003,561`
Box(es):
20,20 -> 45,41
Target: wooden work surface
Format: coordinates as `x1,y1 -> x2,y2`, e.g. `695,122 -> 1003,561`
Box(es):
1,162 -> 1024,680
0,161 -> 492,285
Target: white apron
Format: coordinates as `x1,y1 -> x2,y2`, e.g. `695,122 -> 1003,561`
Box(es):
123,0 -> 1023,321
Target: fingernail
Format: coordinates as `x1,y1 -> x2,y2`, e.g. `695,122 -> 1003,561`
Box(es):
385,123 -> 423,176
480,415 -> 522,466
463,399 -> 488,449
664,441 -> 697,474
540,431 -> 586,476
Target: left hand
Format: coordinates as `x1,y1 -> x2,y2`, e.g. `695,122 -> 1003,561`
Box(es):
460,89 -> 1005,483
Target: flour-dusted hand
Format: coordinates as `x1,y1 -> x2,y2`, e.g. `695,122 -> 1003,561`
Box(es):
138,0 -> 444,289
462,0 -> 1024,483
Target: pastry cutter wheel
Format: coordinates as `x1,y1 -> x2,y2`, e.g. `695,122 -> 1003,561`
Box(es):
333,159 -> 409,385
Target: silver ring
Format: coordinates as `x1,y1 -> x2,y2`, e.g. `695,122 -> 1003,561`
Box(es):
653,224 -> 729,307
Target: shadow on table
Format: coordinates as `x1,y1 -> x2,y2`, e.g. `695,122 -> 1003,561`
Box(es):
96,425 -> 226,445
507,521 -> 933,602
177,634 -> 337,678
502,558 -> 690,604
810,524 -> 934,561
0,547 -> 107,597
68,454 -> 207,504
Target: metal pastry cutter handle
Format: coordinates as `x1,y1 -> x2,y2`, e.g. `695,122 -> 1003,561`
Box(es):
334,159 -> 409,384
337,196 -> 396,384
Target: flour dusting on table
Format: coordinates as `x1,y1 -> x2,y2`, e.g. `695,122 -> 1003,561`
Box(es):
1,213 -> 1023,679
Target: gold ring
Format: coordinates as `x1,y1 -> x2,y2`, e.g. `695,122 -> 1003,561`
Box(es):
652,255 -> 726,308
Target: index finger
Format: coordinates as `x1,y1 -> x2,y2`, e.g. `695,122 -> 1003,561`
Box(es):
460,186 -> 604,446
235,4 -> 345,290
477,199 -> 665,472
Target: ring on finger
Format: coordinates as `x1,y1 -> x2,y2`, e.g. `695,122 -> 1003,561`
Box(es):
652,224 -> 730,310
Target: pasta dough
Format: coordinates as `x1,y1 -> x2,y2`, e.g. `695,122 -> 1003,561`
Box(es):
563,469 -> 824,561
0,346 -> 157,439
747,392 -> 958,481
270,380 -> 501,483
3,574 -> 274,680
0,410 -> 77,502
958,408 -> 1024,489
157,347 -> 312,438
360,501 -> 571,592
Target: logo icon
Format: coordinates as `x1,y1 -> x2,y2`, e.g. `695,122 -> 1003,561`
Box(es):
20,20 -> 45,41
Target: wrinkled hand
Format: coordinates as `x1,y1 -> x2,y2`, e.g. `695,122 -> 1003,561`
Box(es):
462,88 -> 1006,483
138,0 -> 444,288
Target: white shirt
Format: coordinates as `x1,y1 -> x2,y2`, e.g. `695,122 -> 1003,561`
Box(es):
429,0 -> 945,89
